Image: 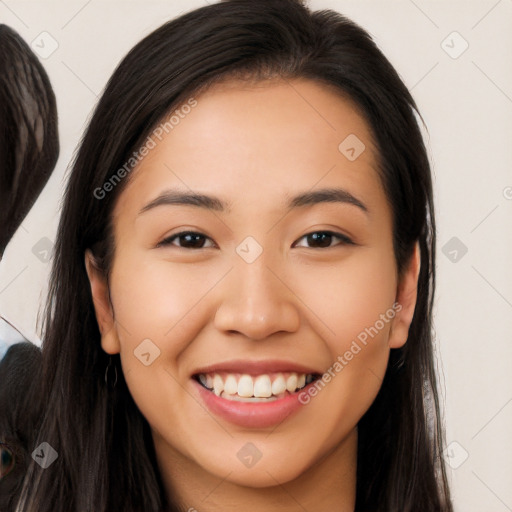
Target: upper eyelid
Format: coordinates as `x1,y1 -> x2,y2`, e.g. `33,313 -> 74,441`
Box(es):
157,231 -> 217,248
293,231 -> 354,246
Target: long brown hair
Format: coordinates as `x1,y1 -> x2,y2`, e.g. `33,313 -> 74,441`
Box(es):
17,1 -> 452,510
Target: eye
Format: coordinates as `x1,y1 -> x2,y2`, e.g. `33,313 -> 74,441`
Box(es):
293,231 -> 354,249
157,231 -> 216,249
0,443 -> 15,479
158,230 -> 353,250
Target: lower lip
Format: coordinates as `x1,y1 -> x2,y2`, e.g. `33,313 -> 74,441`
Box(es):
192,378 -> 311,429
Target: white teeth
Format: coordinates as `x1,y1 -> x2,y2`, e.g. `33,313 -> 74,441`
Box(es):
221,394 -> 279,402
253,375 -> 272,398
213,374 -> 224,396
198,371 -> 314,398
286,373 -> 298,393
224,374 -> 238,395
271,374 -> 286,395
237,375 -> 254,397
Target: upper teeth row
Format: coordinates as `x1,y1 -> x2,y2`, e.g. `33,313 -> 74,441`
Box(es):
198,372 -> 313,398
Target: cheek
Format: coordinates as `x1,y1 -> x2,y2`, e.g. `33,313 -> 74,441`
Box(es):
109,252 -> 221,344
106,253 -> 217,437
287,251 -> 397,446
292,247 -> 397,347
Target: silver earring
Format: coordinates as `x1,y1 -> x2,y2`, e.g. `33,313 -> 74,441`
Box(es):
104,356 -> 118,389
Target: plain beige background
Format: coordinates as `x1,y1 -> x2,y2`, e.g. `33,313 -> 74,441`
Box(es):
0,1 -> 511,510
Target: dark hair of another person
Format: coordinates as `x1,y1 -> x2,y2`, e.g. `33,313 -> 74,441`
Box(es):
0,343 -> 43,512
0,24 -> 59,258
16,1 -> 453,511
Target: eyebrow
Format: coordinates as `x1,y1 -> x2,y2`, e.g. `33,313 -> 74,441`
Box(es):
139,187 -> 369,215
287,188 -> 368,213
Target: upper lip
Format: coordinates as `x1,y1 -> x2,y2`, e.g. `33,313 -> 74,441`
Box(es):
191,359 -> 322,376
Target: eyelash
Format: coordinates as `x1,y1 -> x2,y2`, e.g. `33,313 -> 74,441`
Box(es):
157,230 -> 354,250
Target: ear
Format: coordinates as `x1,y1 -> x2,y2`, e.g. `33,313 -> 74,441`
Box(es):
84,249 -> 120,354
388,241 -> 421,349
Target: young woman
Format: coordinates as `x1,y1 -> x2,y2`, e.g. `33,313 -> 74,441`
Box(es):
16,1 -> 453,510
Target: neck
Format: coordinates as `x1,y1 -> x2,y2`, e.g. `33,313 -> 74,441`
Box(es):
156,428 -> 357,512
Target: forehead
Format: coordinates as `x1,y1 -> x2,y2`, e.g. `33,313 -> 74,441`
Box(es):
117,78 -> 387,220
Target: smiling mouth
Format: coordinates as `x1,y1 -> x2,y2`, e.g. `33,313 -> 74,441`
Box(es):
193,371 -> 321,402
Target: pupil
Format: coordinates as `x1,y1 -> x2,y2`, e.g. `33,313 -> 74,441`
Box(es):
183,233 -> 204,248
308,232 -> 331,248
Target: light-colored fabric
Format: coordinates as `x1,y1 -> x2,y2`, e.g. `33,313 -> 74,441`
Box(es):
0,316 -> 27,361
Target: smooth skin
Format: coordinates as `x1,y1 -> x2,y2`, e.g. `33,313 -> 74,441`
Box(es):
86,78 -> 420,512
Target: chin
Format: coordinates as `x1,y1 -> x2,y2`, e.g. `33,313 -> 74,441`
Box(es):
202,452 -> 312,488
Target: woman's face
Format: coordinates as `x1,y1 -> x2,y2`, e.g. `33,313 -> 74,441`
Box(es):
87,78 -> 419,492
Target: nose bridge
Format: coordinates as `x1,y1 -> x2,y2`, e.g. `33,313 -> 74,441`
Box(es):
213,242 -> 300,339
235,250 -> 280,305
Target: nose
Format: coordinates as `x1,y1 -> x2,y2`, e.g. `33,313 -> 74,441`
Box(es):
213,254 -> 301,340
